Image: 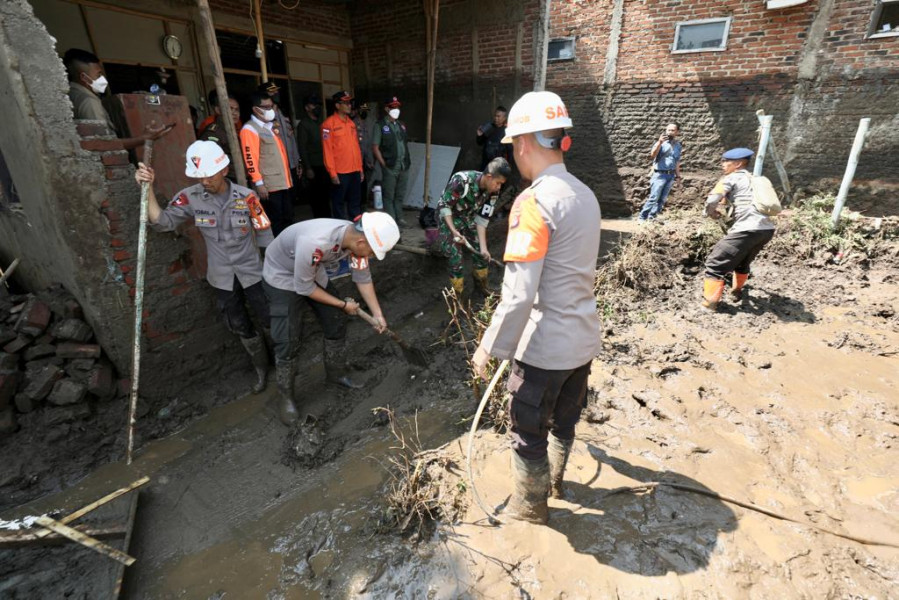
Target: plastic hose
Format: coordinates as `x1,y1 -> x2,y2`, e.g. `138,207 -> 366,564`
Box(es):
466,359 -> 510,526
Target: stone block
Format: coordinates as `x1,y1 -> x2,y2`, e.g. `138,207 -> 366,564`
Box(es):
23,364 -> 63,401
51,319 -> 94,342
87,364 -> 115,400
0,371 -> 22,409
14,298 -> 51,337
3,335 -> 32,354
47,379 -> 88,406
65,358 -> 97,381
0,352 -> 19,371
0,327 -> 16,347
23,344 -> 56,362
0,408 -> 17,434
44,403 -> 91,426
14,392 -> 35,413
56,342 -> 101,359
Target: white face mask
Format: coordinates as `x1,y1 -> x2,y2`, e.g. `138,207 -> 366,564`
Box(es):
86,74 -> 109,95
260,108 -> 276,122
388,108 -> 400,120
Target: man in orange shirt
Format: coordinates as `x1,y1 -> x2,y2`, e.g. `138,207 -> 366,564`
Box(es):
321,90 -> 364,220
240,92 -> 294,236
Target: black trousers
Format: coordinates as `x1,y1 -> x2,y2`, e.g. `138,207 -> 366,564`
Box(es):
330,171 -> 362,221
263,281 -> 347,364
507,359 -> 592,461
214,279 -> 269,339
705,229 -> 775,280
305,165 -> 332,219
261,188 -> 294,237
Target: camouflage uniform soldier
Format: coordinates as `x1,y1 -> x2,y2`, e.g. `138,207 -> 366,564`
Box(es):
436,158 -> 510,294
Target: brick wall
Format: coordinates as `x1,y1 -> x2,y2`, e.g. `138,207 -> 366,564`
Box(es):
545,0 -> 899,216
209,0 -> 351,39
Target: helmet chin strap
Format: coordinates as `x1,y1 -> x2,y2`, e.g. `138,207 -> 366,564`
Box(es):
534,130 -> 572,152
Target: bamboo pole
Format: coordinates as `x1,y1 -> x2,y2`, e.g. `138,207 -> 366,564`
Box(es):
35,516 -> 136,566
196,0 -> 247,187
422,0 -> 440,209
254,0 -> 268,82
753,115 -> 773,177
33,477 -> 150,540
755,110 -> 794,207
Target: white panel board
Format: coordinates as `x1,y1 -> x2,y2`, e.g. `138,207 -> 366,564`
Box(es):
402,142 -> 461,209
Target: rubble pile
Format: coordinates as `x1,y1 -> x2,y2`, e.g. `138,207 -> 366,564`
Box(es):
0,285 -> 122,436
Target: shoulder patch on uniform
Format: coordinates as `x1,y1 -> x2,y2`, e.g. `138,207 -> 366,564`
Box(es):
711,181 -> 727,195
504,191 -> 549,263
311,248 -> 323,266
172,193 -> 189,207
322,128 -> 330,140
350,254 -> 369,271
382,125 -> 390,133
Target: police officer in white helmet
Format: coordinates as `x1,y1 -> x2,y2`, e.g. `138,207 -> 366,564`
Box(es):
472,91 -> 602,524
135,140 -> 275,395
262,212 -> 400,424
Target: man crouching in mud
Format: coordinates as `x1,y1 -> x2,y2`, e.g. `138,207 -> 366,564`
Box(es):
471,91 -> 602,524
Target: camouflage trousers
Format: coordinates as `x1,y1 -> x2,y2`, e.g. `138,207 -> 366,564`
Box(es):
437,221 -> 487,279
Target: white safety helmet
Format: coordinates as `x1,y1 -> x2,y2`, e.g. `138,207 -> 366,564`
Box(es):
359,212 -> 400,260
501,91 -> 573,144
184,140 -> 230,178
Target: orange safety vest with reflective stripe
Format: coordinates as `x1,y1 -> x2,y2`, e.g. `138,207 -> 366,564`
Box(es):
240,118 -> 293,192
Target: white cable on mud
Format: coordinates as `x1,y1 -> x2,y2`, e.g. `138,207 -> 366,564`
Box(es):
466,359 -> 509,526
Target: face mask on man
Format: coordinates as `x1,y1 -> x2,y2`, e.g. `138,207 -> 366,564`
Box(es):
388,108 -> 400,120
260,108 -> 276,122
85,74 -> 109,95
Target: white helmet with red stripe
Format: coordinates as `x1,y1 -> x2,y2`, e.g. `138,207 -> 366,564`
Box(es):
502,91 -> 573,145
184,140 -> 230,178
358,212 -> 400,260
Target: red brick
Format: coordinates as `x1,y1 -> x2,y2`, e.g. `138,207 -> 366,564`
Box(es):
101,151 -> 130,166
80,138 -> 124,152
113,250 -> 132,262
15,298 -> 52,337
56,342 -> 102,359
75,121 -> 112,137
110,238 -> 126,248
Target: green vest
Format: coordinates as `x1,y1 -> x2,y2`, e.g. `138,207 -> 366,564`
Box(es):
376,118 -> 411,170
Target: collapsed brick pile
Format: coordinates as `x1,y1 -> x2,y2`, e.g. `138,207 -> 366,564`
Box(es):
0,286 -> 122,435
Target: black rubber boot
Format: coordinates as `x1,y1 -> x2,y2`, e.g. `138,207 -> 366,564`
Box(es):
275,361 -> 299,425
240,334 -> 269,394
323,338 -> 362,389
506,451 -> 550,524
547,433 -> 574,500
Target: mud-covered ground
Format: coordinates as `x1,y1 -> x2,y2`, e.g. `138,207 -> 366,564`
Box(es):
1,208 -> 897,599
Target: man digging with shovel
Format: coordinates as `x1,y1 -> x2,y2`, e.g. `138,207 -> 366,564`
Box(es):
262,213 -> 400,424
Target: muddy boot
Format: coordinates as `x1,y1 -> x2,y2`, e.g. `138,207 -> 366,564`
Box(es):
505,451 -> 550,524
547,433 -> 574,500
323,338 -> 363,389
731,272 -> 749,302
240,334 -> 269,393
450,276 -> 464,296
472,268 -> 492,295
701,278 -> 726,310
275,361 -> 299,425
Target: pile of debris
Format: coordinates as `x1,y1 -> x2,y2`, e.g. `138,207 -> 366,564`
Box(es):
0,286 -> 121,435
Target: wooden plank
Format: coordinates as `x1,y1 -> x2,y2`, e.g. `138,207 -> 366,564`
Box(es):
113,490 -> 141,598
34,516 -> 136,566
0,525 -> 127,548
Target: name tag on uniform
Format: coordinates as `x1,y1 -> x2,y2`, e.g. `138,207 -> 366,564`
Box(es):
195,217 -> 216,227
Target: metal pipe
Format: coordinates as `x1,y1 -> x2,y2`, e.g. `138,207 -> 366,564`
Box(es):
126,141 -> 154,465
534,0 -> 551,91
756,110 -> 793,207
753,115 -> 773,176
831,118 -> 871,228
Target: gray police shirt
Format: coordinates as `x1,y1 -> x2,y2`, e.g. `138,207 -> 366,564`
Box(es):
263,219 -> 373,295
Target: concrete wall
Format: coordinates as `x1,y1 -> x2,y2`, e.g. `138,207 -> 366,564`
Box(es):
545,0 -> 899,216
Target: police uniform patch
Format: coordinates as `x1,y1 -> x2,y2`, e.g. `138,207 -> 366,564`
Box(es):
331,244 -> 340,252
322,128 -> 330,140
350,255 -> 368,271
195,217 -> 216,227
311,248 -> 324,266
173,193 -> 190,207
382,125 -> 390,133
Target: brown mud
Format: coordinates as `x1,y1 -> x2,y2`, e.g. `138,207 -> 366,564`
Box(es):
1,208 -> 898,599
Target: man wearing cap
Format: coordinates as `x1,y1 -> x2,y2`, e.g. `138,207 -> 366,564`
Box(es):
262,213 -> 399,424
372,97 -> 412,227
297,94 -> 330,219
260,81 -> 302,197
321,91 -> 364,220
701,147 -> 775,310
436,157 -> 511,295
198,93 -> 242,181
638,122 -> 683,222
134,141 -> 273,395
471,91 -> 602,525
241,92 -> 295,236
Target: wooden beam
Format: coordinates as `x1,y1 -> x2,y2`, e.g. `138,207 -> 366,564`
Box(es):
35,516 -> 136,566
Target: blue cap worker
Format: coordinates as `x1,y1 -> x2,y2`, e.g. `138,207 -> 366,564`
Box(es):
701,147 -> 776,310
